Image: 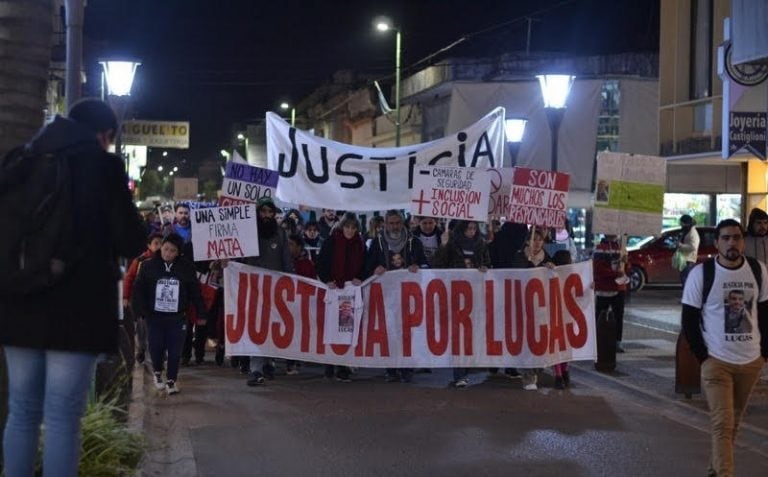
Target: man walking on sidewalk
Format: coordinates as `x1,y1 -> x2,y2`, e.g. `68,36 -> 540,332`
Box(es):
682,219 -> 768,477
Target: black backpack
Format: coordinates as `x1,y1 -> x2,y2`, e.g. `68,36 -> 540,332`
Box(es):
0,144 -> 79,296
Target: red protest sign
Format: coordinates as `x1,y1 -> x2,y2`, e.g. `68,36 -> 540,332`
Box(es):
508,167 -> 570,228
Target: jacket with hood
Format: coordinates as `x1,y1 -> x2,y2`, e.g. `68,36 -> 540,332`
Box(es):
745,207 -> 768,265
489,222 -> 530,269
0,116 -> 146,353
131,252 -> 207,321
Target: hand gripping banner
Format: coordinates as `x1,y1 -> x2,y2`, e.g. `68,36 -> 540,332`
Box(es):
224,261 -> 596,368
266,108 -> 505,210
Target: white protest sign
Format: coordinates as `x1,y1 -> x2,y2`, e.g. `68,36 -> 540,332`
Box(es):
487,168 -> 514,217
592,152 -> 666,236
508,167 -> 571,228
191,204 -> 259,261
267,108 -> 505,210
410,166 -> 491,221
220,162 -> 279,206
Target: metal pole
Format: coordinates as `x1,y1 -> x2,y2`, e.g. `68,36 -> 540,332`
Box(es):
64,0 -> 85,112
545,108 -> 564,172
395,30 -> 402,147
291,108 -> 296,127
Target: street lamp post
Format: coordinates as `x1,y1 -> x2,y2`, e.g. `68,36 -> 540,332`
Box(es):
504,118 -> 528,167
537,75 -> 574,172
280,102 -> 296,127
376,20 -> 402,146
100,60 -> 141,172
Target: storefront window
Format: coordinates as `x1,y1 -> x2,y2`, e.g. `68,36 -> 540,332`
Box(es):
716,194 -> 741,223
663,193 -> 711,228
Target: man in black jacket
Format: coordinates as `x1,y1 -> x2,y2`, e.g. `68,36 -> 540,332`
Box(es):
0,98 -> 146,476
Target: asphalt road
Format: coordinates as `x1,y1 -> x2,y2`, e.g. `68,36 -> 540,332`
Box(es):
134,287 -> 768,477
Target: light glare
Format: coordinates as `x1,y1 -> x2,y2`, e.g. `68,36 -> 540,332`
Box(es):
537,74 -> 575,109
100,60 -> 141,96
504,119 -> 527,143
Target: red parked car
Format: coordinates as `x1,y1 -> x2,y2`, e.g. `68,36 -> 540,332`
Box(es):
626,227 -> 717,292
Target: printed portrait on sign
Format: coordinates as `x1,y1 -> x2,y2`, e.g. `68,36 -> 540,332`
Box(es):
338,300 -> 354,330
723,289 -> 753,334
596,180 -> 610,203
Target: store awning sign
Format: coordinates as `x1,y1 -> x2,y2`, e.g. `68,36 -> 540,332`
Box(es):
728,111 -> 767,160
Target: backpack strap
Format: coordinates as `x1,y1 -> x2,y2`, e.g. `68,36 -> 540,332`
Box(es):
701,258 -> 716,306
745,256 -> 763,292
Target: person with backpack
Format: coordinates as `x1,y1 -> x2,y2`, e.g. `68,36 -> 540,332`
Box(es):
682,219 -> 768,477
131,233 -> 209,395
0,98 -> 146,477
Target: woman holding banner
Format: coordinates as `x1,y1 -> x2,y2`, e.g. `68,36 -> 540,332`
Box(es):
433,220 -> 491,388
316,213 -> 366,382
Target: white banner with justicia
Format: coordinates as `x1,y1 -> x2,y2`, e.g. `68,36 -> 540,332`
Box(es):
266,107 -> 506,211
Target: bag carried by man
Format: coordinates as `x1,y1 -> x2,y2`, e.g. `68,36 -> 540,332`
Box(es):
0,144 -> 79,296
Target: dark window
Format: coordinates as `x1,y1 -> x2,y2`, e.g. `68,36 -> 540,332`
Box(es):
690,0 -> 713,99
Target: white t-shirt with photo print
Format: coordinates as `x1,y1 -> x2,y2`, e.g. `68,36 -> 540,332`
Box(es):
682,258 -> 768,364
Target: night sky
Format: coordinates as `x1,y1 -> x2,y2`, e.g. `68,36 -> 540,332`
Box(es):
82,0 -> 659,167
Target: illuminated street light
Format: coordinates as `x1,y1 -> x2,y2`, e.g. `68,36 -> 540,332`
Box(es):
173,166 -> 178,172
504,118 -> 528,167
237,133 -> 245,141
537,74 -> 575,171
162,151 -> 168,157
375,17 -> 402,146
169,171 -> 174,176
280,102 -> 296,127
100,60 -> 141,96
157,165 -> 163,172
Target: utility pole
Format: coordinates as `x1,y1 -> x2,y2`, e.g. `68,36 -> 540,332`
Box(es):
65,0 -> 85,112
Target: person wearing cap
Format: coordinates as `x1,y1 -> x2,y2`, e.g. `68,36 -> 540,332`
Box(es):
745,207 -> 768,265
241,197 -> 294,386
677,214 -> 700,286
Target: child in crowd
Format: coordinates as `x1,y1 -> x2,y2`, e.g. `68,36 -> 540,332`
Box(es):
286,234 -> 318,375
131,234 -> 208,395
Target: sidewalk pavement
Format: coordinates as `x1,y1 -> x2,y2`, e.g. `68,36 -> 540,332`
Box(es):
128,296 -> 768,476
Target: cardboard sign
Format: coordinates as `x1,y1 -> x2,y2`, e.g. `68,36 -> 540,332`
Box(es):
224,262 -> 596,368
173,178 -> 198,201
191,204 -> 259,261
592,152 -> 666,236
220,162 -> 279,204
508,167 -> 570,228
410,166 -> 491,221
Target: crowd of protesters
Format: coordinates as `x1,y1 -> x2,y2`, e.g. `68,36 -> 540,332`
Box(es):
123,201 -> 630,394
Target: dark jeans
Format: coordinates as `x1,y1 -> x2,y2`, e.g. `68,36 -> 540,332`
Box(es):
147,317 -> 186,382
595,292 -> 625,342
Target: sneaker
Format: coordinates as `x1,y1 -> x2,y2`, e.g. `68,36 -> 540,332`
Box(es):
286,367 -> 300,376
562,370 -> 571,387
505,368 -> 522,379
247,372 -> 265,386
153,372 -> 166,390
335,373 -> 352,383
454,378 -> 469,388
523,383 -> 538,391
616,341 -> 626,353
166,380 -> 180,395
554,376 -> 565,390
